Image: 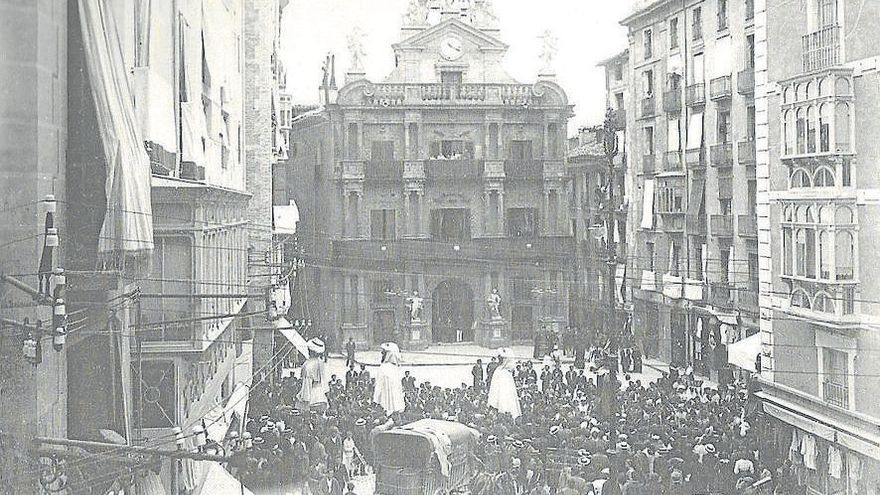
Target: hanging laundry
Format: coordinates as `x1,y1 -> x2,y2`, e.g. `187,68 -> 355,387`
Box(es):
847,454 -> 863,491
789,429 -> 802,464
800,433 -> 817,470
827,445 -> 843,479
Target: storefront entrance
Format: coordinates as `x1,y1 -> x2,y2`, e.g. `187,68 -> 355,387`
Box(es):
432,279 -> 475,343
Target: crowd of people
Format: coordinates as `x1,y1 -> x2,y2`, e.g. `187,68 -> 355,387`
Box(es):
232,336 -> 792,495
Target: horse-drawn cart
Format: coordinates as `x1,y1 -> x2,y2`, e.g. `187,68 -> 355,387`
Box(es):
373,419 -> 480,495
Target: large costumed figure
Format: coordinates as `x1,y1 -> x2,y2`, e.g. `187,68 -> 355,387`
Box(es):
297,338 -> 329,411
373,342 -> 406,416
487,348 -> 522,419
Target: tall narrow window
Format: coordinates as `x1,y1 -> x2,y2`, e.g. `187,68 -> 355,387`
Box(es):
645,126 -> 655,155
783,228 -> 793,275
747,106 -> 756,140
669,18 -> 679,49
807,107 -> 818,153
178,15 -> 188,102
835,230 -> 854,280
796,109 -> 806,154
644,69 -> 655,96
835,102 -> 851,153
720,248 -> 730,284
717,0 -> 728,30
548,123 -> 560,158
746,34 -> 756,68
817,0 -> 837,28
347,123 -> 359,159
718,110 -> 731,143
646,242 -> 655,271
692,7 -> 703,40
644,28 -> 654,59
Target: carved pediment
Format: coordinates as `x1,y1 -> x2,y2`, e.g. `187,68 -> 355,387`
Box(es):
393,18 -> 507,52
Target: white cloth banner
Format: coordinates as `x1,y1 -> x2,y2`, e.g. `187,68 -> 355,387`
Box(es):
181,101 -> 207,164
131,67 -> 177,153
728,333 -> 761,372
78,0 -> 154,259
687,112 -> 704,150
641,179 -> 655,229
713,36 -> 732,77
276,317 -> 309,358
693,53 -> 705,84
668,118 -> 681,151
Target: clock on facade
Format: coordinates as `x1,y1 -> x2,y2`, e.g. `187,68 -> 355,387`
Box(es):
440,37 -> 464,61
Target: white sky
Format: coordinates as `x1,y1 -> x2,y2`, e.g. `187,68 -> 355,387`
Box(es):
280,0 -> 637,134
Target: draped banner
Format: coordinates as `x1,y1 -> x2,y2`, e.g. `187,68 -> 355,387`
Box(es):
78,0 -> 154,263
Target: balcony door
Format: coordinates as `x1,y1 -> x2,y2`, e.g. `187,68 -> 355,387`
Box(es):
432,279 -> 475,343
431,208 -> 471,242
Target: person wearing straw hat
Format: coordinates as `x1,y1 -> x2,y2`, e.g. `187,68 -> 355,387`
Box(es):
488,347 -> 522,420
298,338 -> 329,411
373,342 -> 405,416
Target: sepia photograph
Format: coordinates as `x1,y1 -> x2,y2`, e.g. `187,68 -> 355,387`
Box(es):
1,0 -> 879,493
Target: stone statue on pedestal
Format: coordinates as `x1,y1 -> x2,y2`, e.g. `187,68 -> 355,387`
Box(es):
538,29 -> 559,73
346,28 -> 367,73
407,291 -> 424,322
471,0 -> 499,26
487,288 -> 502,320
403,0 -> 429,25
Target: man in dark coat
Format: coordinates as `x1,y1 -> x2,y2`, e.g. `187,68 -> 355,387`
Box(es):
472,359 -> 484,391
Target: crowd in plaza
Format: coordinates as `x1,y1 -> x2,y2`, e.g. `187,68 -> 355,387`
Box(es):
232,335 -> 795,495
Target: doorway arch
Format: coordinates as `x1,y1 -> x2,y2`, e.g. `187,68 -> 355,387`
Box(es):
432,279 -> 475,343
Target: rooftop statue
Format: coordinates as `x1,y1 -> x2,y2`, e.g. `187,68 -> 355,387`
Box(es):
346,27 -> 367,72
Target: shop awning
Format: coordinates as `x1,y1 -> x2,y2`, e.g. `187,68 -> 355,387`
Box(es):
275,317 -> 309,358
192,461 -> 254,495
727,333 -> 761,372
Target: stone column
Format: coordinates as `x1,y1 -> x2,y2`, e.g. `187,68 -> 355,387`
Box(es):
403,191 -> 412,236
418,191 -> 428,237
497,190 -> 505,236
542,191 -> 550,236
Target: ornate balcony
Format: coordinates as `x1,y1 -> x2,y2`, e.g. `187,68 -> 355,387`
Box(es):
709,76 -> 732,100
710,214 -> 734,237
686,83 -> 706,107
738,140 -> 756,164
710,143 -> 734,167
823,381 -> 849,409
640,96 -> 656,119
403,160 -> 426,180
338,159 -> 365,181
659,213 -> 685,233
737,69 -> 755,95
663,90 -> 681,113
504,159 -> 542,180
542,160 -> 566,180
664,151 -> 682,172
361,83 -> 545,106
685,148 -> 704,169
803,25 -> 841,72
424,159 -> 483,180
686,214 -> 706,234
709,282 -> 734,309
365,160 -> 404,181
738,214 -> 757,237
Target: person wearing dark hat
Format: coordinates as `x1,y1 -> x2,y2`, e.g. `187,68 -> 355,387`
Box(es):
472,359 -> 484,391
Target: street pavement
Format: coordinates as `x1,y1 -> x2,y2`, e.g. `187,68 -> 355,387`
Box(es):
253,343 -> 714,494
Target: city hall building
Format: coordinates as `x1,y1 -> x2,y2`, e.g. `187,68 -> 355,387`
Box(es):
285,2 -> 575,349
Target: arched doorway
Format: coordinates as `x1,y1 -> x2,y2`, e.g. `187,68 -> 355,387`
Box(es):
432,280 -> 475,343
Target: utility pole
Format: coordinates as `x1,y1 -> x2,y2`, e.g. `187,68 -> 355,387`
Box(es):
602,108 -> 620,353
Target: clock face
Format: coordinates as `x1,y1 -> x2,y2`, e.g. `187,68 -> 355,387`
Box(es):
440,37 -> 464,61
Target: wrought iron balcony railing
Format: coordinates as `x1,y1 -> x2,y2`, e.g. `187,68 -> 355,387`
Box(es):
803,25 -> 841,72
